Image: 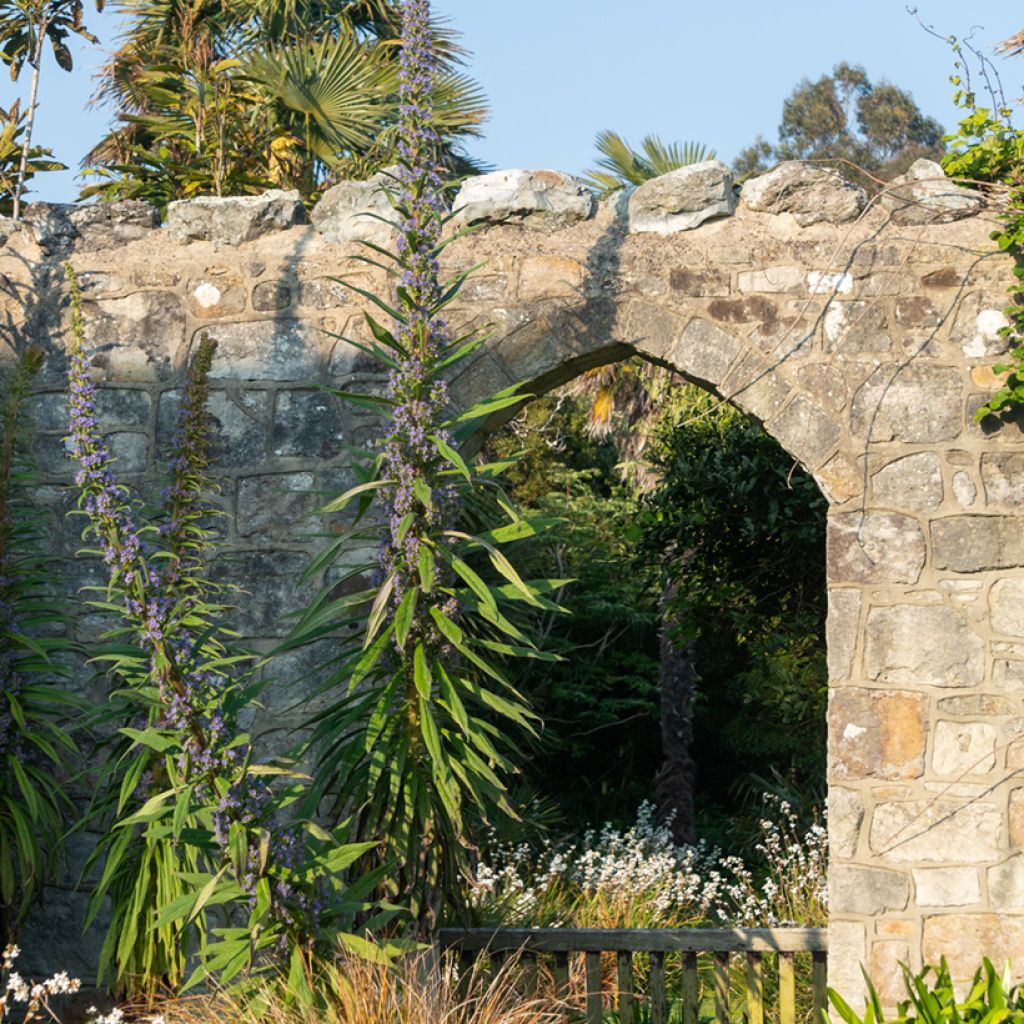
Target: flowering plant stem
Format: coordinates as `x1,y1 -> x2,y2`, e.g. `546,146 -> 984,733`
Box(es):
288,0 -> 564,932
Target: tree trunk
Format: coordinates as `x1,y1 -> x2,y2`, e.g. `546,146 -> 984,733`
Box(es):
12,29 -> 46,222
655,582 -> 698,846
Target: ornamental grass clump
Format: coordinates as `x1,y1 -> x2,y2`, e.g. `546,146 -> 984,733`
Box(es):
0,349 -> 78,947
65,269 -> 378,997
288,0 -> 563,929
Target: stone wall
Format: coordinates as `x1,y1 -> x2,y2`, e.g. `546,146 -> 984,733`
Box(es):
2,160 -> 1022,994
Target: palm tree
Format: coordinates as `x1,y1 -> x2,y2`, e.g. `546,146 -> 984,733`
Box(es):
584,130 -> 715,198
570,130 -> 718,844
0,0 -> 102,217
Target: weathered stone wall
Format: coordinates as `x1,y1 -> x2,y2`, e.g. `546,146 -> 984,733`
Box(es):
2,161 -> 1022,993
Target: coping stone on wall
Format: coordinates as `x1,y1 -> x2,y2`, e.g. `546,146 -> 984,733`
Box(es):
740,161 -> 867,226
23,200 -> 160,254
310,168 -> 400,244
452,169 -> 595,230
881,159 -> 983,225
627,159 -> 737,235
165,189 -> 307,245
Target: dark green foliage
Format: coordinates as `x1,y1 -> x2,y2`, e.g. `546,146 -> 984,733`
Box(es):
0,348 -> 79,946
584,131 -> 716,197
642,389 -> 828,832
734,62 -> 944,184
0,101 -> 64,215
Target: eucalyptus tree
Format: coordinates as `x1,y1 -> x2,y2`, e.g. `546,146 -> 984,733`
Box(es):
0,0 -> 102,217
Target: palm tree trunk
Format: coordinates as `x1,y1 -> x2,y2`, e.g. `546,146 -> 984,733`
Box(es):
655,582 -> 698,846
12,28 -> 47,222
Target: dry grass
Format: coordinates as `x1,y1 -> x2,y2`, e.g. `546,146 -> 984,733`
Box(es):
160,951 -> 562,1024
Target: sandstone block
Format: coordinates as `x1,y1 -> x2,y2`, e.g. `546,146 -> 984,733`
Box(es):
931,720 -> 997,777
864,604 -> 984,687
995,661 -> 1024,693
828,787 -> 864,858
882,160 -> 983,225
454,169 -> 594,229
628,161 -> 737,234
272,390 -> 345,458
868,940 -> 912,1006
827,588 -> 862,682
1011,790 -> 1024,850
668,317 -> 741,385
84,292 -> 186,380
188,276 -> 247,318
310,169 -> 399,244
923,915 -> 1024,979
937,694 -> 1016,716
851,365 -> 962,443
828,921 -> 868,1004
932,517 -> 1024,574
202,319 -> 322,380
981,454 -> 1024,506
990,578 -> 1024,637
871,799 -> 1001,863
827,512 -> 925,584
167,189 -> 306,244
829,689 -> 927,781
767,394 -> 842,468
989,855 -> 1024,909
824,300 -> 892,354
741,161 -> 867,226
518,255 -> 584,300
871,453 -> 943,511
831,864 -> 910,914
737,266 -> 804,293
913,866 -> 981,907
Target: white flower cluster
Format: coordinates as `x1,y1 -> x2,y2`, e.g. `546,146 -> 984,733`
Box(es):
1,944 -> 81,1022
470,797 -> 828,929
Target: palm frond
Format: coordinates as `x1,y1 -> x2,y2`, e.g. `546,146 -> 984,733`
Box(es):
584,129 -> 716,197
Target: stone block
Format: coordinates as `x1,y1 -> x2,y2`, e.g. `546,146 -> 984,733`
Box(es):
952,472 -> 977,507
871,453 -> 942,511
923,915 -> 1024,979
827,588 -> 862,682
989,855 -> 1024,909
767,393 -> 842,468
995,661 -> 1024,693
937,694 -> 1016,716
158,388 -> 268,469
829,689 -> 927,781
828,921 -> 868,1004
931,720 -> 998,777
667,317 -> 741,385
816,452 -> 865,504
991,578 -> 1024,637
210,550 -> 313,637
272,390 -> 345,458
25,199 -> 158,254
202,319 -> 322,380
952,293 -> 1012,359
454,169 -> 594,230
166,189 -> 307,244
737,266 -> 804,293
864,605 -> 984,687
932,517 -> 1024,573
518,255 -> 584,300
824,300 -> 892,354
851,365 -> 962,443
808,271 -> 854,295
628,160 -> 737,234
707,296 -> 778,324
19,885 -> 111,980
831,864 -> 910,914
868,940 -> 912,1005
251,280 -> 295,312
913,866 -> 981,907
828,787 -> 864,859
83,292 -> 186,380
310,169 -> 399,244
741,161 -> 866,225
1011,789 -> 1024,850
827,512 -> 925,584
187,276 -> 247,318
981,454 -> 1024,506
28,387 -> 151,432
237,472 -> 318,539
668,267 -> 730,296
870,800 -> 1001,863
894,296 -> 941,327
881,160 -> 983,225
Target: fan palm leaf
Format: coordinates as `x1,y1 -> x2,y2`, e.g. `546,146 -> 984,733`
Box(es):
585,129 -> 715,197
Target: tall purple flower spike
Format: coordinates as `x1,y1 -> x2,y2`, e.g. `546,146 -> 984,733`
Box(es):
379,0 -> 460,629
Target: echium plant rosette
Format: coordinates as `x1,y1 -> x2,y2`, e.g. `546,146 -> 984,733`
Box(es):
290,0 -> 564,930
0,347 -> 78,947
64,267 -> 375,996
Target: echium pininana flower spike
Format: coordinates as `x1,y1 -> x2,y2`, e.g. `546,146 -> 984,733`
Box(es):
377,0 -> 461,639
160,335 -> 217,593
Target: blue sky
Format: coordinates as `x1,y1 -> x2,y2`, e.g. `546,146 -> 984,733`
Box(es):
12,0 -> 1023,204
